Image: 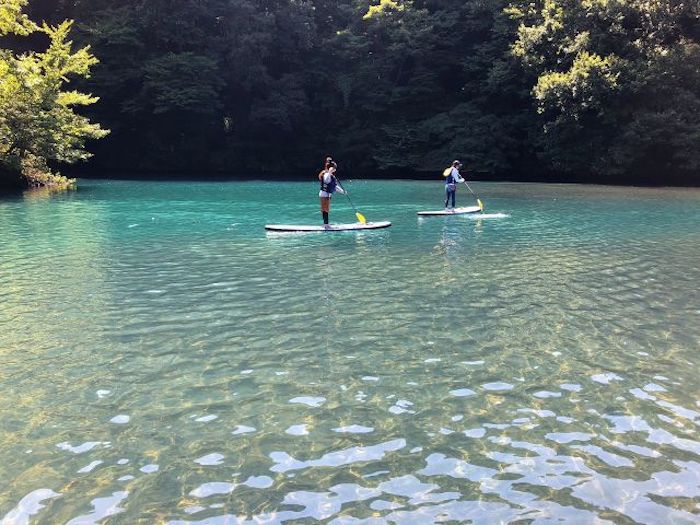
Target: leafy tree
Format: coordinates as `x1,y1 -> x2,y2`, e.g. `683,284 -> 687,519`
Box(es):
0,0 -> 108,187
509,0 -> 700,182
0,0 -> 35,35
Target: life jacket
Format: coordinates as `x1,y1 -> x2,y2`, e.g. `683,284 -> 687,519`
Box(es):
443,167 -> 456,186
320,171 -> 337,194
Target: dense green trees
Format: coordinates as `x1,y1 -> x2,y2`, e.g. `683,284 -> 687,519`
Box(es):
0,0 -> 108,188
509,0 -> 700,181
3,0 -> 698,185
349,1 -> 535,174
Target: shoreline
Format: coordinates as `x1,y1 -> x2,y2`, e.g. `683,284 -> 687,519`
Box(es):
2,172 -> 699,197
61,169 -> 700,188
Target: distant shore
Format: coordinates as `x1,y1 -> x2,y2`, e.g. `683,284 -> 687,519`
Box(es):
3,168 -> 698,196
64,168 -> 700,188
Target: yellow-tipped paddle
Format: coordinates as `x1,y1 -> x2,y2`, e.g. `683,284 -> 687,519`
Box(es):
335,175 -> 367,224
462,181 -> 484,212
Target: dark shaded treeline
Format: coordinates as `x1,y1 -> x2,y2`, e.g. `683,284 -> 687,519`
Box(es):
16,0 -> 700,185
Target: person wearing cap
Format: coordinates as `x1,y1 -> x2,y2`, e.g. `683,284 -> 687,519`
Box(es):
443,160 -> 465,211
318,156 -> 345,226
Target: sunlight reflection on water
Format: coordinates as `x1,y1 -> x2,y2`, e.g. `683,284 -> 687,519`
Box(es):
1,181 -> 699,524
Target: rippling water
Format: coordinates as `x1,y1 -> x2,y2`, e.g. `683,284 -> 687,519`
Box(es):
1,180 -> 699,524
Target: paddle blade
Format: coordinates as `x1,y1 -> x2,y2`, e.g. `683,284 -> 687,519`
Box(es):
356,212 -> 367,224
477,199 -> 484,212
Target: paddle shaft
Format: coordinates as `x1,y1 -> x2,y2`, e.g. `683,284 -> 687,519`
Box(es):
460,179 -> 478,199
460,179 -> 484,211
334,174 -> 366,223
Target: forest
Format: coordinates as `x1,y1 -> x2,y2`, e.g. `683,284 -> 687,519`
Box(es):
1,0 -> 699,187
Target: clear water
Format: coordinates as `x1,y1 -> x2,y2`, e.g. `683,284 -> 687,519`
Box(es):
1,179 -> 699,524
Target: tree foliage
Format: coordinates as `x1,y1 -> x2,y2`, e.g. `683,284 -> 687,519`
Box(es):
0,0 -> 108,186
0,0 -> 36,36
508,0 -> 700,180
7,0 -> 698,184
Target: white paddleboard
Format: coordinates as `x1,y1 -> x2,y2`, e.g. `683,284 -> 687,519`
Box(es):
265,221 -> 391,232
417,206 -> 481,216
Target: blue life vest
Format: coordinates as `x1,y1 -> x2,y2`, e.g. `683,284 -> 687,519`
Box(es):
443,167 -> 457,185
444,171 -> 457,191
320,174 -> 337,194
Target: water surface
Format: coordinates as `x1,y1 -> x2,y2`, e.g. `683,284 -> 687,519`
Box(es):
1,180 -> 699,524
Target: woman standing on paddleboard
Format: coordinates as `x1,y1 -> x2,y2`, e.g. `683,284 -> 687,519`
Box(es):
319,156 -> 345,226
443,160 -> 465,211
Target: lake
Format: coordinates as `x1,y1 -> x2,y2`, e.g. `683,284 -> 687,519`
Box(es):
1,179 -> 699,524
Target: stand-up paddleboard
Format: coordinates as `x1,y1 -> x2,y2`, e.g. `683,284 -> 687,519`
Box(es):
417,206 -> 481,216
265,221 -> 391,232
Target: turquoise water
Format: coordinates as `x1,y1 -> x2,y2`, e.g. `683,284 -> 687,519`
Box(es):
1,179 -> 699,524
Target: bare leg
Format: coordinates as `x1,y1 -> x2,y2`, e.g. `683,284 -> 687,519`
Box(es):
320,197 -> 330,224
